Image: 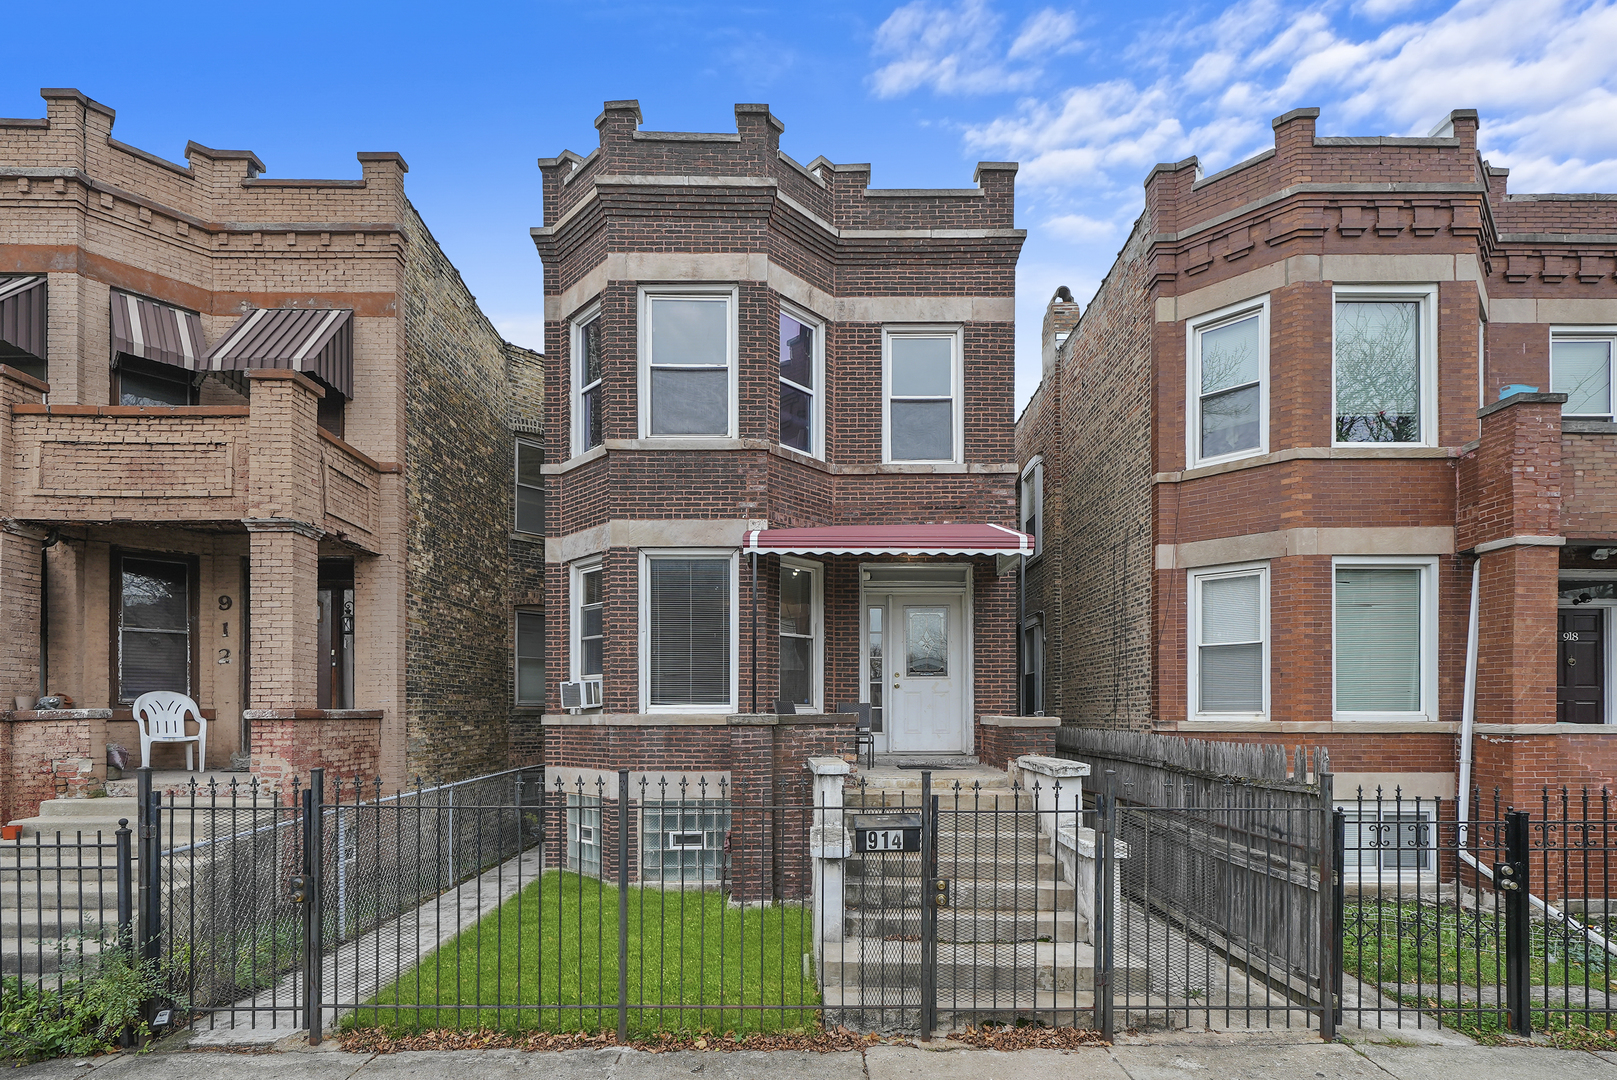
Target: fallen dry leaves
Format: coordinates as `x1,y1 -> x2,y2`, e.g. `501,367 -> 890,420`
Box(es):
340,1023 -> 1108,1054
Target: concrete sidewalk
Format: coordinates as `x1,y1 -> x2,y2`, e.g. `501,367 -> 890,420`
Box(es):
17,1029 -> 1617,1080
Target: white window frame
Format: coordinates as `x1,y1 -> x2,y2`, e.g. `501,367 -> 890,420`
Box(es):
882,325 -> 964,465
637,285 -> 739,442
569,557 -> 604,704
778,301 -> 826,460
777,555 -> 824,712
1331,284 -> 1439,448
1020,456 -> 1043,557
1186,296 -> 1270,467
571,302 -> 604,458
515,608 -> 545,706
1550,326 -> 1617,420
1186,562 -> 1270,721
638,548 -> 740,714
1338,802 -> 1436,876
1331,555 -> 1439,722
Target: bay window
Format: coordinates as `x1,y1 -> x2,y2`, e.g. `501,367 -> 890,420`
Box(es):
574,310 -> 604,453
1552,330 -> 1615,420
1189,564 -> 1267,718
1333,285 -> 1437,445
779,307 -> 822,456
1333,558 -> 1437,719
1189,299 -> 1267,465
642,552 -> 737,711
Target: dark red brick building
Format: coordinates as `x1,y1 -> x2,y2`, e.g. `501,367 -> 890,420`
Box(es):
528,100 -> 1044,838
1019,106 -> 1617,812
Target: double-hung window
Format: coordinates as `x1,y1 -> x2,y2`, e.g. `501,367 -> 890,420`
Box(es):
1020,457 -> 1043,554
574,310 -> 604,453
1333,285 -> 1437,445
516,611 -> 545,706
1188,299 -> 1267,465
641,289 -> 736,438
1340,804 -> 1434,874
779,307 -> 822,456
642,551 -> 737,711
1552,329 -> 1615,420
1333,558 -> 1437,720
1021,618 -> 1044,715
1189,564 -> 1268,718
515,438 -> 544,535
884,328 -> 962,463
572,559 -> 604,693
778,557 -> 822,711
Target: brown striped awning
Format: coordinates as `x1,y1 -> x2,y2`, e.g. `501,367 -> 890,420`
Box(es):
0,276 -> 47,362
110,289 -> 207,371
206,307 -> 353,399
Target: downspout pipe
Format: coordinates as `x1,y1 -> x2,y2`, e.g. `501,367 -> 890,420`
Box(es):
1456,556 -> 1617,956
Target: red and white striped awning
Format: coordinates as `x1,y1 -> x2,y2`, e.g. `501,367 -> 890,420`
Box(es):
743,523 -> 1033,557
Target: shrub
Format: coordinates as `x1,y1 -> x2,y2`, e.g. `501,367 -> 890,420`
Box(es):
0,945 -> 166,1061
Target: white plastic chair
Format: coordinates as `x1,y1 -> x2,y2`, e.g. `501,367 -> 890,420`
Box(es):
131,691 -> 207,772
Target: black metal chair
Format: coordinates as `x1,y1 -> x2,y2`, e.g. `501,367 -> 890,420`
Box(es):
838,702 -> 875,769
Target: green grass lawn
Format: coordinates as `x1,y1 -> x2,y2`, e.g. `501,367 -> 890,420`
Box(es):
349,870 -> 821,1035
1343,899 -> 1617,989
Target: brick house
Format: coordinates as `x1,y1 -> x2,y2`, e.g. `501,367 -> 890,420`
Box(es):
1018,106 -> 1617,811
529,100 -> 1047,861
0,89 -> 542,817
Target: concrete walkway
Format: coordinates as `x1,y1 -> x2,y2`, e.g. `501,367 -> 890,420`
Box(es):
21,1029 -> 1617,1080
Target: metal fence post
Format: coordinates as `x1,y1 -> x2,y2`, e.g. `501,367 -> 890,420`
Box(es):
1502,809 -> 1532,1038
115,816 -> 136,1047
1318,769 -> 1336,1041
1096,783 -> 1116,1042
1331,808 -> 1346,1031
306,768 -> 326,1044
919,771 -> 937,1041
617,768 -> 630,1044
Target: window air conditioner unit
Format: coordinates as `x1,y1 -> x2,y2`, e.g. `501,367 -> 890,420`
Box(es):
560,680 -> 603,710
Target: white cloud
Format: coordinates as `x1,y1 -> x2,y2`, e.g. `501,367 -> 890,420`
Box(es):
493,313 -> 546,352
871,0 -> 1617,406
869,0 -> 1077,97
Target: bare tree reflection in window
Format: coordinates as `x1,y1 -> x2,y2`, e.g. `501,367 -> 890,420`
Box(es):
1336,301 -> 1420,443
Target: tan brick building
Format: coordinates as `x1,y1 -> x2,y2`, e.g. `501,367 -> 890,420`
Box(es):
0,89 -> 541,817
1019,106 -> 1617,807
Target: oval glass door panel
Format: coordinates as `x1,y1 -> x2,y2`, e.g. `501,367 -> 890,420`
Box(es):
906,609 -> 947,676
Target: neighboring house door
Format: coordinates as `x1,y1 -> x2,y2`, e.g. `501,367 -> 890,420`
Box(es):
886,595 -> 966,753
1558,608 -> 1605,724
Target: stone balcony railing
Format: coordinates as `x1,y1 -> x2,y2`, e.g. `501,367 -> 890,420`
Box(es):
1,367 -> 394,553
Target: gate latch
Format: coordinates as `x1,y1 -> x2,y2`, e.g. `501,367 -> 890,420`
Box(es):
1494,862 -> 1525,892
933,879 -> 950,909
288,874 -> 309,903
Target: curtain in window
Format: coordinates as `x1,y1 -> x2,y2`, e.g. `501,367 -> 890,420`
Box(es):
1335,567 -> 1421,712
1199,573 -> 1262,712
579,317 -> 604,449
1553,339 -> 1613,417
120,557 -> 190,701
649,298 -> 728,435
650,558 -> 730,706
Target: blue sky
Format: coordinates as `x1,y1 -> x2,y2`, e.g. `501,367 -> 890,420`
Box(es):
5,0 -> 1615,409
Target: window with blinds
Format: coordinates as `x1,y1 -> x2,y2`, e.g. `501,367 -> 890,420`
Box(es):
1335,566 -> 1423,713
515,438 -> 544,534
1193,568 -> 1265,714
118,556 -> 192,702
648,557 -> 732,707
646,294 -> 731,437
1552,336 -> 1614,419
515,610 -> 545,705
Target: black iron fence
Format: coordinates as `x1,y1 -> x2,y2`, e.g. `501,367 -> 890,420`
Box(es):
1334,786 -> 1617,1038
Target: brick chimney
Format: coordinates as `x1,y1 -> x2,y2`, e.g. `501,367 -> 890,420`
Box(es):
1042,286 -> 1081,377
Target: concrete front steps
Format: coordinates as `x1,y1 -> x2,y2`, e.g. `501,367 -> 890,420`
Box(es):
0,774 -> 280,976
826,762 -> 1114,1031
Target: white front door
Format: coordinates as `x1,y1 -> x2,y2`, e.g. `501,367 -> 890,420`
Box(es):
885,593 -> 966,753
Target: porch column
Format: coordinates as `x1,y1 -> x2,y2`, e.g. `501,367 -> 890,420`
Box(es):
0,367 -> 47,707
243,367 -> 326,715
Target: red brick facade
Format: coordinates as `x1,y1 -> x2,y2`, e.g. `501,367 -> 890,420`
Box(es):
532,101 -> 1037,779
1020,105 -> 1617,806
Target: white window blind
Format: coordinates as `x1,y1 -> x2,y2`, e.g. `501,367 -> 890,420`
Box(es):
1335,567 -> 1421,712
889,335 -> 955,461
1198,572 -> 1263,713
1553,338 -> 1613,418
649,558 -> 731,706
